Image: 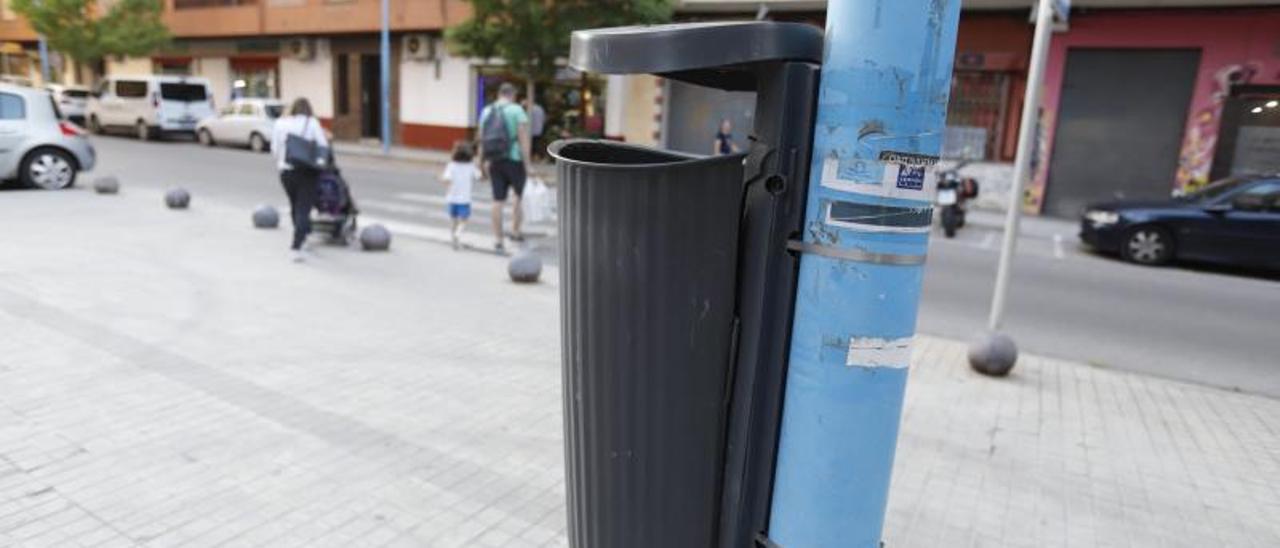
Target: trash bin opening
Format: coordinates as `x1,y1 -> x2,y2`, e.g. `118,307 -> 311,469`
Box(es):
549,139 -> 713,168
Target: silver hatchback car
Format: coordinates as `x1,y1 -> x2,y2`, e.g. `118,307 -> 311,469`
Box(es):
0,83 -> 96,190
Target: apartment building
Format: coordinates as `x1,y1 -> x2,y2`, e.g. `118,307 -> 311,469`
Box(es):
0,0 -> 484,148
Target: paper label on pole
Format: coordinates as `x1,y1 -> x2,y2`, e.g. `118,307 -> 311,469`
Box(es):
820,152 -> 938,202
846,336 -> 913,369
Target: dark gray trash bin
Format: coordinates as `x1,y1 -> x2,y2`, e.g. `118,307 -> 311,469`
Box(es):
552,140 -> 745,548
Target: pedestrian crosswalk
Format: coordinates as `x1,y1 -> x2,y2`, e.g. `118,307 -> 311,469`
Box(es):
338,190 -> 558,252
930,226 -> 1081,261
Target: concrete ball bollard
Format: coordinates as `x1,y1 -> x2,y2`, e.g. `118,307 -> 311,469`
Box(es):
93,176 -> 120,195
968,332 -> 1018,377
165,188 -> 191,209
252,204 -> 279,229
359,224 -> 392,251
508,250 -> 542,283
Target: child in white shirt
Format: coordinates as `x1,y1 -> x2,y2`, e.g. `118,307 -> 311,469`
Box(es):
441,142 -> 479,250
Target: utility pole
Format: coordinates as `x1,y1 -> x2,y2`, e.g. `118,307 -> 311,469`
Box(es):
37,37 -> 50,85
379,0 -> 392,155
970,0 -> 1064,375
35,0 -> 50,84
767,1 -> 962,546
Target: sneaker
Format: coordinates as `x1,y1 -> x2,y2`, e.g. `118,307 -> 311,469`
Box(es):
291,250 -> 306,263
494,241 -> 506,254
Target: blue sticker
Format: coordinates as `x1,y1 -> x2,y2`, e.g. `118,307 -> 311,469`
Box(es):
896,166 -> 925,191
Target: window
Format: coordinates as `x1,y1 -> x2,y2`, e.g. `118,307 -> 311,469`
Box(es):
1188,177 -> 1249,202
115,80 -> 148,99
62,89 -> 90,99
219,104 -> 237,116
95,81 -> 110,97
0,93 -> 26,120
264,104 -> 284,118
944,71 -> 1012,161
160,83 -> 208,102
238,103 -> 256,116
1232,182 -> 1280,212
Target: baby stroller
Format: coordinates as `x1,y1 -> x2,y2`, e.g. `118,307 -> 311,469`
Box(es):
311,156 -> 358,245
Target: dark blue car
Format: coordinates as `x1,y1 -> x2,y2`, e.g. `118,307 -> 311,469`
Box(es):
1079,176 -> 1280,269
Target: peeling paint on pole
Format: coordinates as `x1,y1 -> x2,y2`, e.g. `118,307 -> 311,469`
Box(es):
767,1 -> 962,546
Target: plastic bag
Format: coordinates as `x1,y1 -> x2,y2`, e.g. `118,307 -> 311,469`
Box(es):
523,177 -> 552,223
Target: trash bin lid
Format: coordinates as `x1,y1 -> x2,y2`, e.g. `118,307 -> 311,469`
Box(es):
570,22 -> 823,92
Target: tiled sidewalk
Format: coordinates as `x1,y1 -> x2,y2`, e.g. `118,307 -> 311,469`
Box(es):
889,337 -> 1280,548
0,186 -> 1276,547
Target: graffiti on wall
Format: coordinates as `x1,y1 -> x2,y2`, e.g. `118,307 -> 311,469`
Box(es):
1024,107 -> 1053,212
1176,62 -> 1261,190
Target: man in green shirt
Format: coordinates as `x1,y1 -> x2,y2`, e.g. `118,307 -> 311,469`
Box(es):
478,82 -> 532,253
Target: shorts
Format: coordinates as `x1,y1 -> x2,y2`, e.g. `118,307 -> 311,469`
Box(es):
448,203 -> 472,220
489,159 -> 526,202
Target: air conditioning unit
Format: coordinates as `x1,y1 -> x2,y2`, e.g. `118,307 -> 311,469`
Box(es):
283,38 -> 316,62
402,34 -> 437,62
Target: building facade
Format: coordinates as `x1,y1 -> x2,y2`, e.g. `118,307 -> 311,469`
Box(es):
1030,7 -> 1280,216
0,0 -> 488,148
662,0 -> 1280,216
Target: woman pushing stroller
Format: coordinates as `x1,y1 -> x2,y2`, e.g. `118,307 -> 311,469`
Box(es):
271,97 -> 330,263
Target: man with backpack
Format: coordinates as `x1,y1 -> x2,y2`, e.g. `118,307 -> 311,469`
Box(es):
477,82 -> 532,253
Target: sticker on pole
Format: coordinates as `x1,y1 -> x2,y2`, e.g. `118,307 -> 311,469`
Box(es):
824,200 -> 932,234
846,336 -> 913,369
820,150 -> 939,202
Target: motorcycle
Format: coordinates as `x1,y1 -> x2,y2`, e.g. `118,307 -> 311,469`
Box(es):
935,162 -> 979,238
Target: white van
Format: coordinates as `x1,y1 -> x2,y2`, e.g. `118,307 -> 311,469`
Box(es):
87,76 -> 215,140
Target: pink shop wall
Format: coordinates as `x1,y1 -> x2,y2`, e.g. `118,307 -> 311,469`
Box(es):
1026,8 -> 1280,213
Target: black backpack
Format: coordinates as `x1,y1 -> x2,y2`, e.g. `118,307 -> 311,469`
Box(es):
480,104 -> 512,161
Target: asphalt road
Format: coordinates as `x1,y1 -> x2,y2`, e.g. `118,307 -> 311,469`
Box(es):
57,135 -> 1280,397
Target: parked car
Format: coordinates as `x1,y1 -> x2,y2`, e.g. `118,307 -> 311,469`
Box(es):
0,84 -> 95,190
47,84 -> 91,126
1080,176 -> 1280,269
196,98 -> 284,153
86,75 -> 215,140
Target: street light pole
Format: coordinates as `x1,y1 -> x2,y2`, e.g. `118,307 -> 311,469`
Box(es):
766,1 -> 962,546
970,0 -> 1061,375
379,0 -> 391,155
35,0 -> 50,85
37,37 -> 50,85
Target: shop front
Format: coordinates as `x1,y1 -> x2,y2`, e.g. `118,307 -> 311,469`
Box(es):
1030,8 -> 1280,216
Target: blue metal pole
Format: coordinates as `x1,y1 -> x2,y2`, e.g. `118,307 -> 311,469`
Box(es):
379,0 -> 391,154
767,1 -> 962,546
37,37 -> 50,85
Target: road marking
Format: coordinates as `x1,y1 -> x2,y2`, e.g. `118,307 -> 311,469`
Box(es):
1053,234 -> 1065,260
357,198 -> 427,215
360,215 -> 459,245
358,214 -> 558,245
396,192 -> 496,213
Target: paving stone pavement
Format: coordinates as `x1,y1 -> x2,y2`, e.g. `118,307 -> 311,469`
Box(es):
0,185 -> 1276,547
